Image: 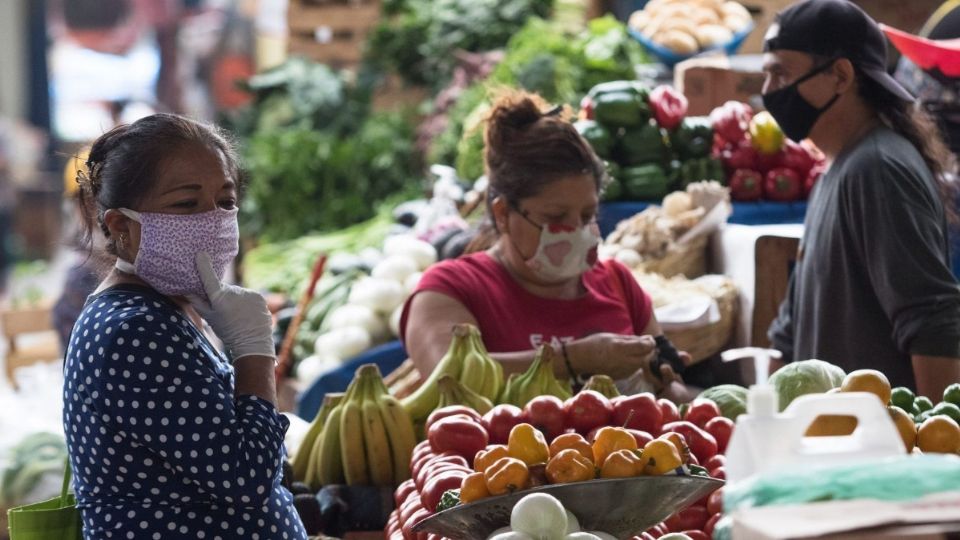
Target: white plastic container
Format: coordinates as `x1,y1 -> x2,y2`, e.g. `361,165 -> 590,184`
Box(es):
720,348 -> 906,486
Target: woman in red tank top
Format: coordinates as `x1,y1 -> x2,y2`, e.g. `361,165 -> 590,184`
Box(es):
401,91 -> 688,396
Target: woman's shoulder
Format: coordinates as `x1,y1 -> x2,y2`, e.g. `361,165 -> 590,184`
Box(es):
70,285 -> 191,348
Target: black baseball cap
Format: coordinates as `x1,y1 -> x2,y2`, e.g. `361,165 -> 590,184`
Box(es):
763,0 -> 915,101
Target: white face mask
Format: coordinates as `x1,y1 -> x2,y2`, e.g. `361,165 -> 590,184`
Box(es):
511,206 -> 601,282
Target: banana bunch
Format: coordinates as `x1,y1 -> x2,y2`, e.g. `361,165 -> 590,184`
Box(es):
581,374 -> 621,399
297,364 -> 417,488
292,392 -> 344,483
437,375 -> 494,414
402,323 -> 504,422
499,345 -> 573,408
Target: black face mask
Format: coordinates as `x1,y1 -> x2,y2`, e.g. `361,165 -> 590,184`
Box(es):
762,59 -> 841,142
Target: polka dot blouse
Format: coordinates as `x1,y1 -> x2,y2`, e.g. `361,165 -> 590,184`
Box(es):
62,284 -> 307,540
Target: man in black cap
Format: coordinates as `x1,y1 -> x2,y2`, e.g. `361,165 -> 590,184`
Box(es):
765,0 -> 960,399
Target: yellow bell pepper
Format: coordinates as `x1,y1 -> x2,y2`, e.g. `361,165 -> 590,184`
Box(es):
642,439 -> 683,475
507,423 -> 550,466
592,426 -> 638,467
484,457 -> 530,495
545,449 -> 596,484
459,471 -> 491,504
599,449 -> 643,479
749,111 -> 785,155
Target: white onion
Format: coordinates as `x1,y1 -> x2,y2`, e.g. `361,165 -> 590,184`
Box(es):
511,493 -> 568,540
348,277 -> 406,315
371,255 -> 419,283
313,326 -> 371,360
325,304 -> 387,341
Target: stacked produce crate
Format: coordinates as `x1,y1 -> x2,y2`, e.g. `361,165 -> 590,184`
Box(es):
286,0 -> 380,69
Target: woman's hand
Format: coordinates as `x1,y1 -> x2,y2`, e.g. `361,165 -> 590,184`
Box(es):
188,252 -> 275,361
565,333 -> 658,380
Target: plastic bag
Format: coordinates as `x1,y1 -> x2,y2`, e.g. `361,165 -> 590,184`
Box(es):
724,454 -> 960,513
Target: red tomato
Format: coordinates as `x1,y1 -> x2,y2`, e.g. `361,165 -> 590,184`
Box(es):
703,454 -> 726,471
681,531 -> 709,540
415,454 -> 470,491
704,416 -> 734,454
626,429 -> 654,447
636,534 -> 656,540
401,508 -> 432,540
661,421 -> 718,463
425,406 -> 482,433
683,399 -> 721,429
707,488 -> 724,516
399,493 -> 423,526
482,404 -> 524,445
393,478 -> 417,508
524,396 -> 567,441
564,391 -> 613,435
657,398 -> 681,427
428,416 -> 489,464
674,505 -> 710,531
612,393 -> 663,435
710,466 -> 726,480
704,513 -> 722,537
421,470 -> 469,514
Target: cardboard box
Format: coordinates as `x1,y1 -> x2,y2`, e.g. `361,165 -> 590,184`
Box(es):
675,54 -> 766,116
732,492 -> 960,540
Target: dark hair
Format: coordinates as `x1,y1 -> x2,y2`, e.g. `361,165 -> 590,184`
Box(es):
464,91 -> 605,253
62,0 -> 130,30
855,67 -> 958,219
77,113 -> 242,255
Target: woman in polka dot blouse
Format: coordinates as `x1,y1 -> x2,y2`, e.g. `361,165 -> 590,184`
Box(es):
63,114 -> 307,539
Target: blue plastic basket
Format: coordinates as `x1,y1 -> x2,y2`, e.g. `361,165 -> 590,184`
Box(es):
628,22 -> 755,68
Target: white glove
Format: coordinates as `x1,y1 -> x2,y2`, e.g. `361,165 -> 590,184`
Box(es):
189,251 -> 275,361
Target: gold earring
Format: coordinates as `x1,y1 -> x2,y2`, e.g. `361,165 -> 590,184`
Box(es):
118,234 -> 126,251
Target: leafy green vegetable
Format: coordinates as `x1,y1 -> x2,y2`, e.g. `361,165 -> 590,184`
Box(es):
366,0 -> 554,88
428,16 -> 648,179
768,359 -> 846,411
699,384 -> 749,420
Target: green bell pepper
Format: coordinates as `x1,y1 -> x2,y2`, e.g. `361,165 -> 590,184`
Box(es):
677,157 -> 726,188
616,121 -> 669,166
593,91 -> 649,129
670,116 -> 714,160
574,120 -> 614,159
588,80 -> 651,101
620,163 -> 670,200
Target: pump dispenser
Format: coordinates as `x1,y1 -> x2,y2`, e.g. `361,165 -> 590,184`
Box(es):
720,349 -> 905,486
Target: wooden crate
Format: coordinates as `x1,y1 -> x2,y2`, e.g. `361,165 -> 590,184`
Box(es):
286,0 -> 381,68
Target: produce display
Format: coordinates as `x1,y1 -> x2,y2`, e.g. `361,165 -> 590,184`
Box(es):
601,181 -> 728,268
577,82 -> 725,202
709,101 -> 826,202
627,0 -> 753,57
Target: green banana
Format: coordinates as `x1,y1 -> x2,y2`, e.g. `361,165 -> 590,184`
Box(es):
296,392 -> 344,483
581,375 -> 620,399
437,375 -> 494,414
400,325 -> 469,421
340,369 -> 370,485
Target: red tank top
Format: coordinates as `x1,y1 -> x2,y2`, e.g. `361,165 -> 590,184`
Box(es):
399,252 -> 653,353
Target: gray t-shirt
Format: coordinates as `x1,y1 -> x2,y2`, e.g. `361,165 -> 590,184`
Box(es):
769,126 -> 960,390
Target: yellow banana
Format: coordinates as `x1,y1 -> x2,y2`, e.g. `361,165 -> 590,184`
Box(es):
340,372 -> 370,486
360,368 -> 394,486
372,375 -> 417,484
437,375 -> 493,414
292,392 -> 344,482
488,357 -> 504,400
459,348 -> 485,395
314,403 -> 345,488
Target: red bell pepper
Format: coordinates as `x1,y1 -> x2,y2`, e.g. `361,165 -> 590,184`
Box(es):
427,416 -> 489,464
725,140 -> 758,171
709,100 -> 753,143
755,148 -> 785,174
729,169 -> 763,201
804,163 -> 826,199
781,139 -> 816,178
649,85 -> 688,130
764,167 -> 803,202
421,469 -> 469,513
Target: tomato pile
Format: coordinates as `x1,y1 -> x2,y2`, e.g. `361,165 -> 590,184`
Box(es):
385,392 -> 733,540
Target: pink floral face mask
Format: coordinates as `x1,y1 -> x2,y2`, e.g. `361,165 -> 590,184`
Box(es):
510,205 -> 600,282
114,207 -> 239,298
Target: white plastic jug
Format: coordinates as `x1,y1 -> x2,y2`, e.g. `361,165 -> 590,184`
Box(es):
725,390 -> 906,485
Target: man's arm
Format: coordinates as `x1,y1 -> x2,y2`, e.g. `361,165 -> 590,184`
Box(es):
912,355 -> 960,400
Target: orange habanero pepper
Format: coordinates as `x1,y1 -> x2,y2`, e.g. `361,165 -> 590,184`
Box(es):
592,426 -> 638,467
600,449 -> 644,479
642,439 -> 683,475
474,445 -> 509,473
459,471 -> 491,504
549,433 -> 594,462
546,448 -> 596,484
483,457 -> 530,496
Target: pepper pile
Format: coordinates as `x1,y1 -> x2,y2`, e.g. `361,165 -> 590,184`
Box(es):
710,101 -> 827,202
576,81 -> 725,202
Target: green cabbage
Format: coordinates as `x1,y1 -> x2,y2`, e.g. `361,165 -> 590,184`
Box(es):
768,359 -> 846,411
699,384 -> 749,420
